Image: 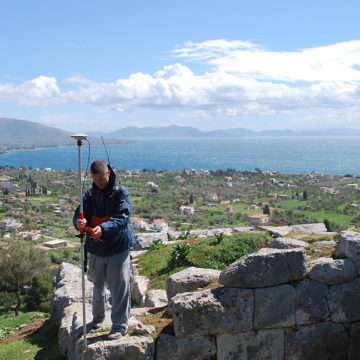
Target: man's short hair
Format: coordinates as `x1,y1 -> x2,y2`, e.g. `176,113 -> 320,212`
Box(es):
90,160 -> 108,175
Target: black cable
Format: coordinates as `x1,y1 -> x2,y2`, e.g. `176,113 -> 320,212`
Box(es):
101,136 -> 111,166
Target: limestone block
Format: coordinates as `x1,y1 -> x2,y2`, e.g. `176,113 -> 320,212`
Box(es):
133,232 -> 168,250
295,279 -> 329,325
217,329 -> 284,360
328,277 -> 360,322
74,335 -> 155,360
334,231 -> 360,275
349,322 -> 360,360
290,223 -> 327,234
166,267 -> 221,300
169,287 -> 253,337
156,334 -> 216,360
259,225 -> 292,237
219,248 -> 306,288
131,275 -> 150,306
232,226 -> 258,233
50,262 -> 93,325
307,257 -> 357,285
285,322 -> 348,360
143,289 -> 168,308
254,284 -> 296,329
270,237 -> 309,249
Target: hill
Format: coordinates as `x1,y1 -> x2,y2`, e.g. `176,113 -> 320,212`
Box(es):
0,118 -> 134,152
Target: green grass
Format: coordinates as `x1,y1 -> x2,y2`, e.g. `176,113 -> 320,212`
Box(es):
137,232 -> 270,289
293,209 -> 354,227
274,199 -> 304,210
0,311 -> 46,329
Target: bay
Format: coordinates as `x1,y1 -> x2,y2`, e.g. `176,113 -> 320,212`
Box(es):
0,137 -> 360,174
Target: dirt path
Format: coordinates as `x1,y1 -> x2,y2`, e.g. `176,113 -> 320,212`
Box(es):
0,320 -> 44,345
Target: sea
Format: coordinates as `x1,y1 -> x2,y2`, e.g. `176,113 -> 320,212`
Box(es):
1,137 -> 360,175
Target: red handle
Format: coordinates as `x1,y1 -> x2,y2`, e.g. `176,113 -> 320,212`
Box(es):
79,226 -> 95,235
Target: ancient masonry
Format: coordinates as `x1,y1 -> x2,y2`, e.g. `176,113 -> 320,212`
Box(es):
50,226 -> 360,359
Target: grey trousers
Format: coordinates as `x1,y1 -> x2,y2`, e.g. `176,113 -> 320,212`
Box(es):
88,249 -> 131,331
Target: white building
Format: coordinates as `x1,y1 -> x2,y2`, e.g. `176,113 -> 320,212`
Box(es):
150,219 -> 169,232
0,217 -> 23,231
131,217 -> 149,230
180,206 -> 195,215
249,214 -> 269,225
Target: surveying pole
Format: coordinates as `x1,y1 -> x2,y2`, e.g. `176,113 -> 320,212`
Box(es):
71,134 -> 88,353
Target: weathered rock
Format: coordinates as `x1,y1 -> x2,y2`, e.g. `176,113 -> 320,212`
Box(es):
290,223 -> 328,234
328,277 -> 360,322
217,329 -> 284,360
133,232 -> 168,250
156,334 -> 216,360
232,226 -> 259,233
295,279 -> 329,325
129,322 -> 155,336
259,225 -> 292,237
131,275 -> 150,306
169,287 -> 253,337
166,267 -> 221,300
50,262 -> 93,325
307,257 -> 357,285
219,248 -> 306,288
143,289 -> 168,308
313,240 -> 336,246
270,237 -> 309,249
254,284 -> 296,329
349,322 -> 360,360
334,231 -> 360,275
190,228 -> 233,238
285,322 -> 348,360
74,335 -> 155,360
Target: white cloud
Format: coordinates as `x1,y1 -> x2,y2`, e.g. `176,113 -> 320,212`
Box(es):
1,40 -> 360,129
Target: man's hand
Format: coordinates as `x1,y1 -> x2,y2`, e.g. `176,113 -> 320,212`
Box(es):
76,219 -> 86,230
90,226 -> 102,242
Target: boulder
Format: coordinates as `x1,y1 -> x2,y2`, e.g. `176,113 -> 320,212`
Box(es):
219,248 -> 306,288
143,289 -> 168,308
334,231 -> 360,275
295,279 -> 329,325
166,267 -> 221,300
169,287 -> 253,337
133,232 -> 168,250
232,226 -> 259,233
74,335 -> 155,360
156,334 -> 216,360
217,329 -> 284,360
284,322 -> 348,360
270,237 -> 309,249
131,275 -> 150,307
313,240 -> 336,247
254,284 -> 296,329
290,223 -> 327,234
307,257 -> 357,285
328,277 -> 360,322
259,225 -> 292,237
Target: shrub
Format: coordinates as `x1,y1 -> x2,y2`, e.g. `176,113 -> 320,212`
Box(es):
150,239 -> 165,250
169,243 -> 191,268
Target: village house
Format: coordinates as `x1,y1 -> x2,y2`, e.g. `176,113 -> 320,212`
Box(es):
224,181 -> 232,188
249,214 -> 269,225
20,230 -> 42,241
320,187 -> 335,194
44,239 -> 67,248
146,181 -> 158,188
249,204 -> 258,210
225,205 -> 233,214
176,178 -> 186,184
347,184 -> 359,189
150,219 -> 168,232
0,217 -> 23,231
131,217 -> 149,231
180,206 -> 195,215
207,193 -> 218,201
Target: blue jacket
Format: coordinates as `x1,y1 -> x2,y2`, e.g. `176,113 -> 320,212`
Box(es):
73,166 -> 136,257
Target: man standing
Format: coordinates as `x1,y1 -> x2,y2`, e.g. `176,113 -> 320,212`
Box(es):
73,160 -> 135,339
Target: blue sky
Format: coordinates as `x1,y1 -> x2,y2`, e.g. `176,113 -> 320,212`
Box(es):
1,0 -> 360,133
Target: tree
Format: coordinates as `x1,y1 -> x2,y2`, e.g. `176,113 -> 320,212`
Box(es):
303,190 -> 308,201
324,219 -> 332,232
263,204 -> 270,215
0,239 -> 49,315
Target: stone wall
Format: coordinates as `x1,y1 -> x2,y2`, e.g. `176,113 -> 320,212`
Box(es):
51,230 -> 360,359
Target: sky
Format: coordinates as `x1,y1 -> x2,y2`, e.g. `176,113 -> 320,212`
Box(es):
1,0 -> 360,133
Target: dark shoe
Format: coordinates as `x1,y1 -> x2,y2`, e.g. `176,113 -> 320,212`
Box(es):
86,320 -> 105,332
106,328 -> 126,340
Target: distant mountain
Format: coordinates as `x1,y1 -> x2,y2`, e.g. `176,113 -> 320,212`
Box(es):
0,118 -> 132,150
104,125 -> 360,139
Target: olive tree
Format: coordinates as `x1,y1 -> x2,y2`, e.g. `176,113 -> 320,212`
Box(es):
0,239 -> 49,315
